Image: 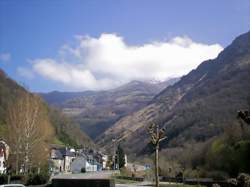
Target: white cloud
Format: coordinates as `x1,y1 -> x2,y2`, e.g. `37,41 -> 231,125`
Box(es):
31,33 -> 223,90
0,53 -> 11,63
17,67 -> 34,79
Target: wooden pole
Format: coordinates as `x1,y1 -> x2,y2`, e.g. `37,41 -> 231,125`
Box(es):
155,143 -> 159,187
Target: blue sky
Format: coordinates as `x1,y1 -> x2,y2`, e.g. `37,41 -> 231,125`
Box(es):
0,0 -> 249,92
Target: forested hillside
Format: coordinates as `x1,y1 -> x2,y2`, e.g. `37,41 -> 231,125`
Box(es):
0,69 -> 93,147
0,69 -> 26,137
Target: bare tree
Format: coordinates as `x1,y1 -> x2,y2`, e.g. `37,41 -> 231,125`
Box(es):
148,123 -> 166,187
6,93 -> 53,174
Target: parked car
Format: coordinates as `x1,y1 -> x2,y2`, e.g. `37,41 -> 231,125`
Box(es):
0,184 -> 25,187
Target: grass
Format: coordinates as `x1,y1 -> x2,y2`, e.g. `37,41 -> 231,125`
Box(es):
159,183 -> 205,187
113,177 -> 139,184
52,137 -> 65,146
113,178 -> 205,186
111,174 -> 140,184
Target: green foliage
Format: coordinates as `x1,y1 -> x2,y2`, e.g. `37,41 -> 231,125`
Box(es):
57,130 -> 78,147
176,123 -> 250,178
0,174 -> 7,184
207,139 -> 250,176
49,107 -> 93,147
25,174 -> 49,185
0,122 -> 7,138
0,69 -> 26,133
116,144 -> 126,169
160,122 -> 250,179
53,137 -> 65,146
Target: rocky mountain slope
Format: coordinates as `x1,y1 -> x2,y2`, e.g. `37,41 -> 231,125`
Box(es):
97,31 -> 250,155
41,78 -> 179,139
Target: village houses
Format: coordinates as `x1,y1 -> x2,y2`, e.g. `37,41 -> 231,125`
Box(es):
49,146 -> 108,174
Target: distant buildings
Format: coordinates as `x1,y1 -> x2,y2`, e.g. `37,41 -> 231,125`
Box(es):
49,146 -> 107,174
0,140 -> 9,174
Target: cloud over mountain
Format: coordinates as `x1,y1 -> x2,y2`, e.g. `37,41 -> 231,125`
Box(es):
29,33 -> 223,90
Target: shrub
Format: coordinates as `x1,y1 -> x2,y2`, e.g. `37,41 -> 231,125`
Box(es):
237,173 -> 250,187
0,174 -> 7,184
10,175 -> 26,184
81,168 -> 86,173
26,174 -> 49,185
120,167 -> 132,177
206,170 -> 229,180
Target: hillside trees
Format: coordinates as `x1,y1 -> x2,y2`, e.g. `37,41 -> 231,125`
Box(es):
6,93 -> 54,174
206,123 -> 250,177
48,107 -> 93,147
116,144 -> 125,169
170,122 -> 250,178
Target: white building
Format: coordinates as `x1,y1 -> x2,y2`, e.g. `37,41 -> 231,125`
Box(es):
0,140 -> 9,174
71,156 -> 98,173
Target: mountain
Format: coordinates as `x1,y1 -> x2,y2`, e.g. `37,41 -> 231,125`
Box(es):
39,91 -> 95,106
40,78 -> 179,139
97,31 -> 250,155
0,69 -> 93,147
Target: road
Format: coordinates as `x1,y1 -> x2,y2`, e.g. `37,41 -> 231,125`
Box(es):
52,172 -> 154,186
51,170 -> 118,179
116,182 -> 153,187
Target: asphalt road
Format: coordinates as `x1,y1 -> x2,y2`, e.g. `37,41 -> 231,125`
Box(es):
52,172 -> 154,186
51,171 -> 118,179
116,182 -> 153,187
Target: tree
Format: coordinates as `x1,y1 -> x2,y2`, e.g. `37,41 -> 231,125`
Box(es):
148,123 -> 166,187
6,93 -> 54,174
116,144 -> 125,169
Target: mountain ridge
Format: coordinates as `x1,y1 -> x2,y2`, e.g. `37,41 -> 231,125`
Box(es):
97,30 -> 250,155
40,78 -> 179,139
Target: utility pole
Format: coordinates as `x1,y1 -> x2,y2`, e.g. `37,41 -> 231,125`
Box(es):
148,123 -> 166,187
112,139 -> 116,170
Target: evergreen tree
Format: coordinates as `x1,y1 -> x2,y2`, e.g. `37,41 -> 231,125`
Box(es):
116,144 -> 125,169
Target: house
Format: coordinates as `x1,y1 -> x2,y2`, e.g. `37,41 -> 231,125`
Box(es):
50,148 -> 64,173
0,140 -> 9,174
62,148 -> 75,172
50,147 -> 75,173
50,146 -> 107,174
71,156 -> 98,173
71,149 -> 103,173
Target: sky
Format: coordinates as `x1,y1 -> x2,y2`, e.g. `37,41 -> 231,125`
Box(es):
0,0 -> 249,92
